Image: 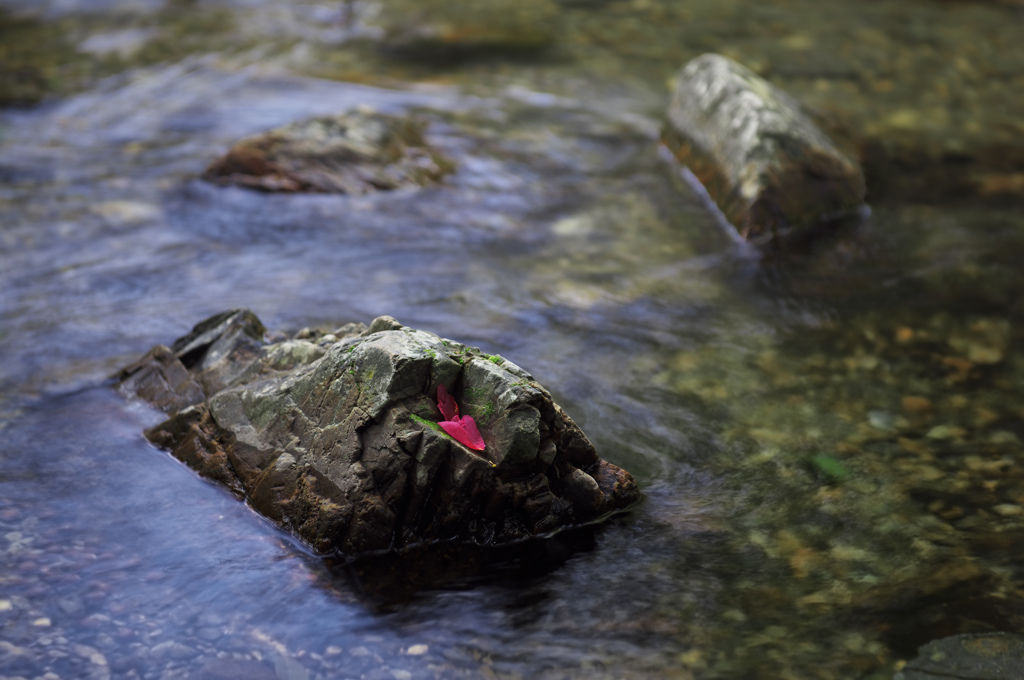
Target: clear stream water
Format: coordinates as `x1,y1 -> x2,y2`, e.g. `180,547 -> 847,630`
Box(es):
1,1 -> 1023,679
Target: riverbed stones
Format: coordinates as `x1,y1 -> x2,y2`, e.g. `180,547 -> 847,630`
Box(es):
201,109 -> 453,194
662,53 -> 866,242
116,310 -> 639,556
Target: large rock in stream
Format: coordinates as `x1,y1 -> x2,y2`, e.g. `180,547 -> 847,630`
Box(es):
116,311 -> 639,556
662,53 -> 866,242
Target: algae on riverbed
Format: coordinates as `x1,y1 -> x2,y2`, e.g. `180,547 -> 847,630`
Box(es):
0,9 -> 81,106
0,3 -> 245,105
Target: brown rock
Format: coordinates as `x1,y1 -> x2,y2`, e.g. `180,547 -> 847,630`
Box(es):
202,110 -> 453,194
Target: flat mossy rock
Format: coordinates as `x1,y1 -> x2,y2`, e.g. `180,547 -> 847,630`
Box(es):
116,310 -> 639,556
662,53 -> 866,242
202,110 -> 453,194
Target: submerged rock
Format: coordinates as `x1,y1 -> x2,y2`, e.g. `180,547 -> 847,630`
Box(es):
367,0 -> 562,55
202,109 -> 453,194
116,310 -> 639,556
896,633 -> 1024,680
662,53 -> 865,242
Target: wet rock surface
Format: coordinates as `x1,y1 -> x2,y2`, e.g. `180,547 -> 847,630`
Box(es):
896,633 -> 1024,680
202,110 -> 453,193
116,310 -> 639,557
662,53 -> 866,242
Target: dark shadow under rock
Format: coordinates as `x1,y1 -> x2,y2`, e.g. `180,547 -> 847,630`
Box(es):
201,109 -> 454,193
332,521 -> 605,607
115,310 -> 640,561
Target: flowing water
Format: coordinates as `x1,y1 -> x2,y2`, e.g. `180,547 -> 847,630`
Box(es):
1,1 -> 1023,679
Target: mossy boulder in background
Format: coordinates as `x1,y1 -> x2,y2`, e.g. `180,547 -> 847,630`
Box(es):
662,53 -> 866,243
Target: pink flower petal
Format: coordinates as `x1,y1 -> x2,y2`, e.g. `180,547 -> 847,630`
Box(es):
437,384 -> 459,421
439,416 -> 486,451
438,419 -> 464,443
455,415 -> 485,451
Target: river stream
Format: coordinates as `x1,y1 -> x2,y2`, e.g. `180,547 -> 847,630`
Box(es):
1,1 -> 1023,679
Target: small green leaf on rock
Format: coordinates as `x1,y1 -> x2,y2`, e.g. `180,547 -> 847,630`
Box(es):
810,455 -> 850,483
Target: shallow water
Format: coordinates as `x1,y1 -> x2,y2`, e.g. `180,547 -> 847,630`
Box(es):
2,1 -> 1024,679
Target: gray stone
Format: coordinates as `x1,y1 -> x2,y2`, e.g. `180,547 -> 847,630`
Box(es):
114,345 -> 205,413
895,633 -> 1024,680
115,310 -> 265,413
170,309 -> 267,395
662,53 -> 866,242
119,310 -> 639,557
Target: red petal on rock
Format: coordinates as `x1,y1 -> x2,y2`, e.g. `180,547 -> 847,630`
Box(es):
437,384 -> 458,421
438,419 -> 467,445
457,415 -> 486,451
439,416 -> 486,451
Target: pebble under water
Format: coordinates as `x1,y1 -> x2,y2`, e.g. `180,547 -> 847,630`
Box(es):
1,1 -> 1024,678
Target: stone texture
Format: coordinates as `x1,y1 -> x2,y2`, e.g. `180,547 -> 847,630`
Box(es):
662,53 -> 866,242
202,110 -> 453,194
116,311 -> 639,556
115,309 -> 266,411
